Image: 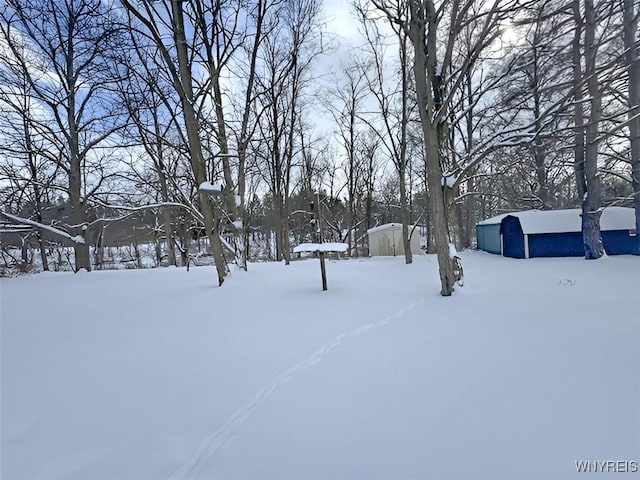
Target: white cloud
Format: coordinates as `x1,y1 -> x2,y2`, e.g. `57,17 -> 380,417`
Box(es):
322,0 -> 362,46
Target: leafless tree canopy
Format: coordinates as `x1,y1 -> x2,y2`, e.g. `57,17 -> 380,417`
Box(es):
0,0 -> 637,292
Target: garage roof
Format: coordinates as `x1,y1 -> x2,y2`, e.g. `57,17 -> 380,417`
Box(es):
477,207 -> 635,234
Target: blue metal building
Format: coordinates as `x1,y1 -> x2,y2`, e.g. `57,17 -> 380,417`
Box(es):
476,207 -> 638,258
476,214 -> 507,254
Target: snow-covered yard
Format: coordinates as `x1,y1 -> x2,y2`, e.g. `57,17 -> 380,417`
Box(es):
1,252 -> 639,479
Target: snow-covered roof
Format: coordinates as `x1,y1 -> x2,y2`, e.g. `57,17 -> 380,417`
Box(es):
367,223 -> 414,234
477,213 -> 510,226
477,207 -> 635,234
293,242 -> 348,253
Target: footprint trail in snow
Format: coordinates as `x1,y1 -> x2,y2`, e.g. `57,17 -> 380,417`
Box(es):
168,297 -> 425,480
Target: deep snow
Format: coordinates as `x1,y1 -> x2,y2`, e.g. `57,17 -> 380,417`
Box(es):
1,252 -> 639,479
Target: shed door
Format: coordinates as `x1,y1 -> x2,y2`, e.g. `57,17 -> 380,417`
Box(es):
501,216 -> 525,258
379,233 -> 391,255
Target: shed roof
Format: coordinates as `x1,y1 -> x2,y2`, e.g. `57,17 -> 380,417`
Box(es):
477,207 -> 635,234
367,223 -> 405,234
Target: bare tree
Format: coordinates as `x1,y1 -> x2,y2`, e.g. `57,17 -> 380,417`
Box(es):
358,3 -> 414,263
121,0 -> 233,284
0,33 -> 61,270
1,0 -> 129,271
572,0 -> 605,259
121,0 -> 279,276
189,0 -> 276,270
325,60 -> 369,257
254,0 -> 323,264
119,40 -> 183,266
372,0 -> 517,295
623,0 -> 640,250
359,129 -> 382,240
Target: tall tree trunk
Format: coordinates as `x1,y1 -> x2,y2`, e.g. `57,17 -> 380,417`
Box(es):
179,219 -> 189,267
409,0 -> 455,295
67,76 -> 90,269
154,123 -> 176,267
68,99 -> 91,271
582,0 -> 604,259
133,236 -> 142,269
464,176 -> 476,248
624,0 -> 640,254
348,95 -> 356,257
35,229 -> 48,271
572,0 -> 603,259
154,217 -> 162,266
161,205 -> 176,266
531,25 -> 549,209
63,13 -> 91,272
22,107 -> 49,271
365,168 -> 374,255
462,70 -> 475,249
274,193 -> 284,261
30,149 -> 49,270
234,0 -> 267,271
20,237 -> 29,273
454,200 -> 465,248
283,200 -> 291,265
399,28 -> 412,265
399,166 -> 413,263
533,83 -> 548,209
96,226 -> 105,270
572,1 -> 587,205
171,0 -> 227,284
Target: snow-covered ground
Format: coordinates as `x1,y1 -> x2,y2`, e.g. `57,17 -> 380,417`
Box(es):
2,252 -> 639,479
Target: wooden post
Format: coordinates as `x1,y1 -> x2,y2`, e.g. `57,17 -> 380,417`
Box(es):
314,191 -> 328,291
292,242 -> 346,291
319,251 -> 327,291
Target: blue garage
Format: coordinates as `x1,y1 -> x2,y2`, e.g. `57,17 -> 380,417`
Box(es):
476,207 -> 638,258
476,219 -> 504,254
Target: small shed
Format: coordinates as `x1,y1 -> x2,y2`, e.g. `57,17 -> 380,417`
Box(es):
367,223 -> 422,256
476,207 -> 638,258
